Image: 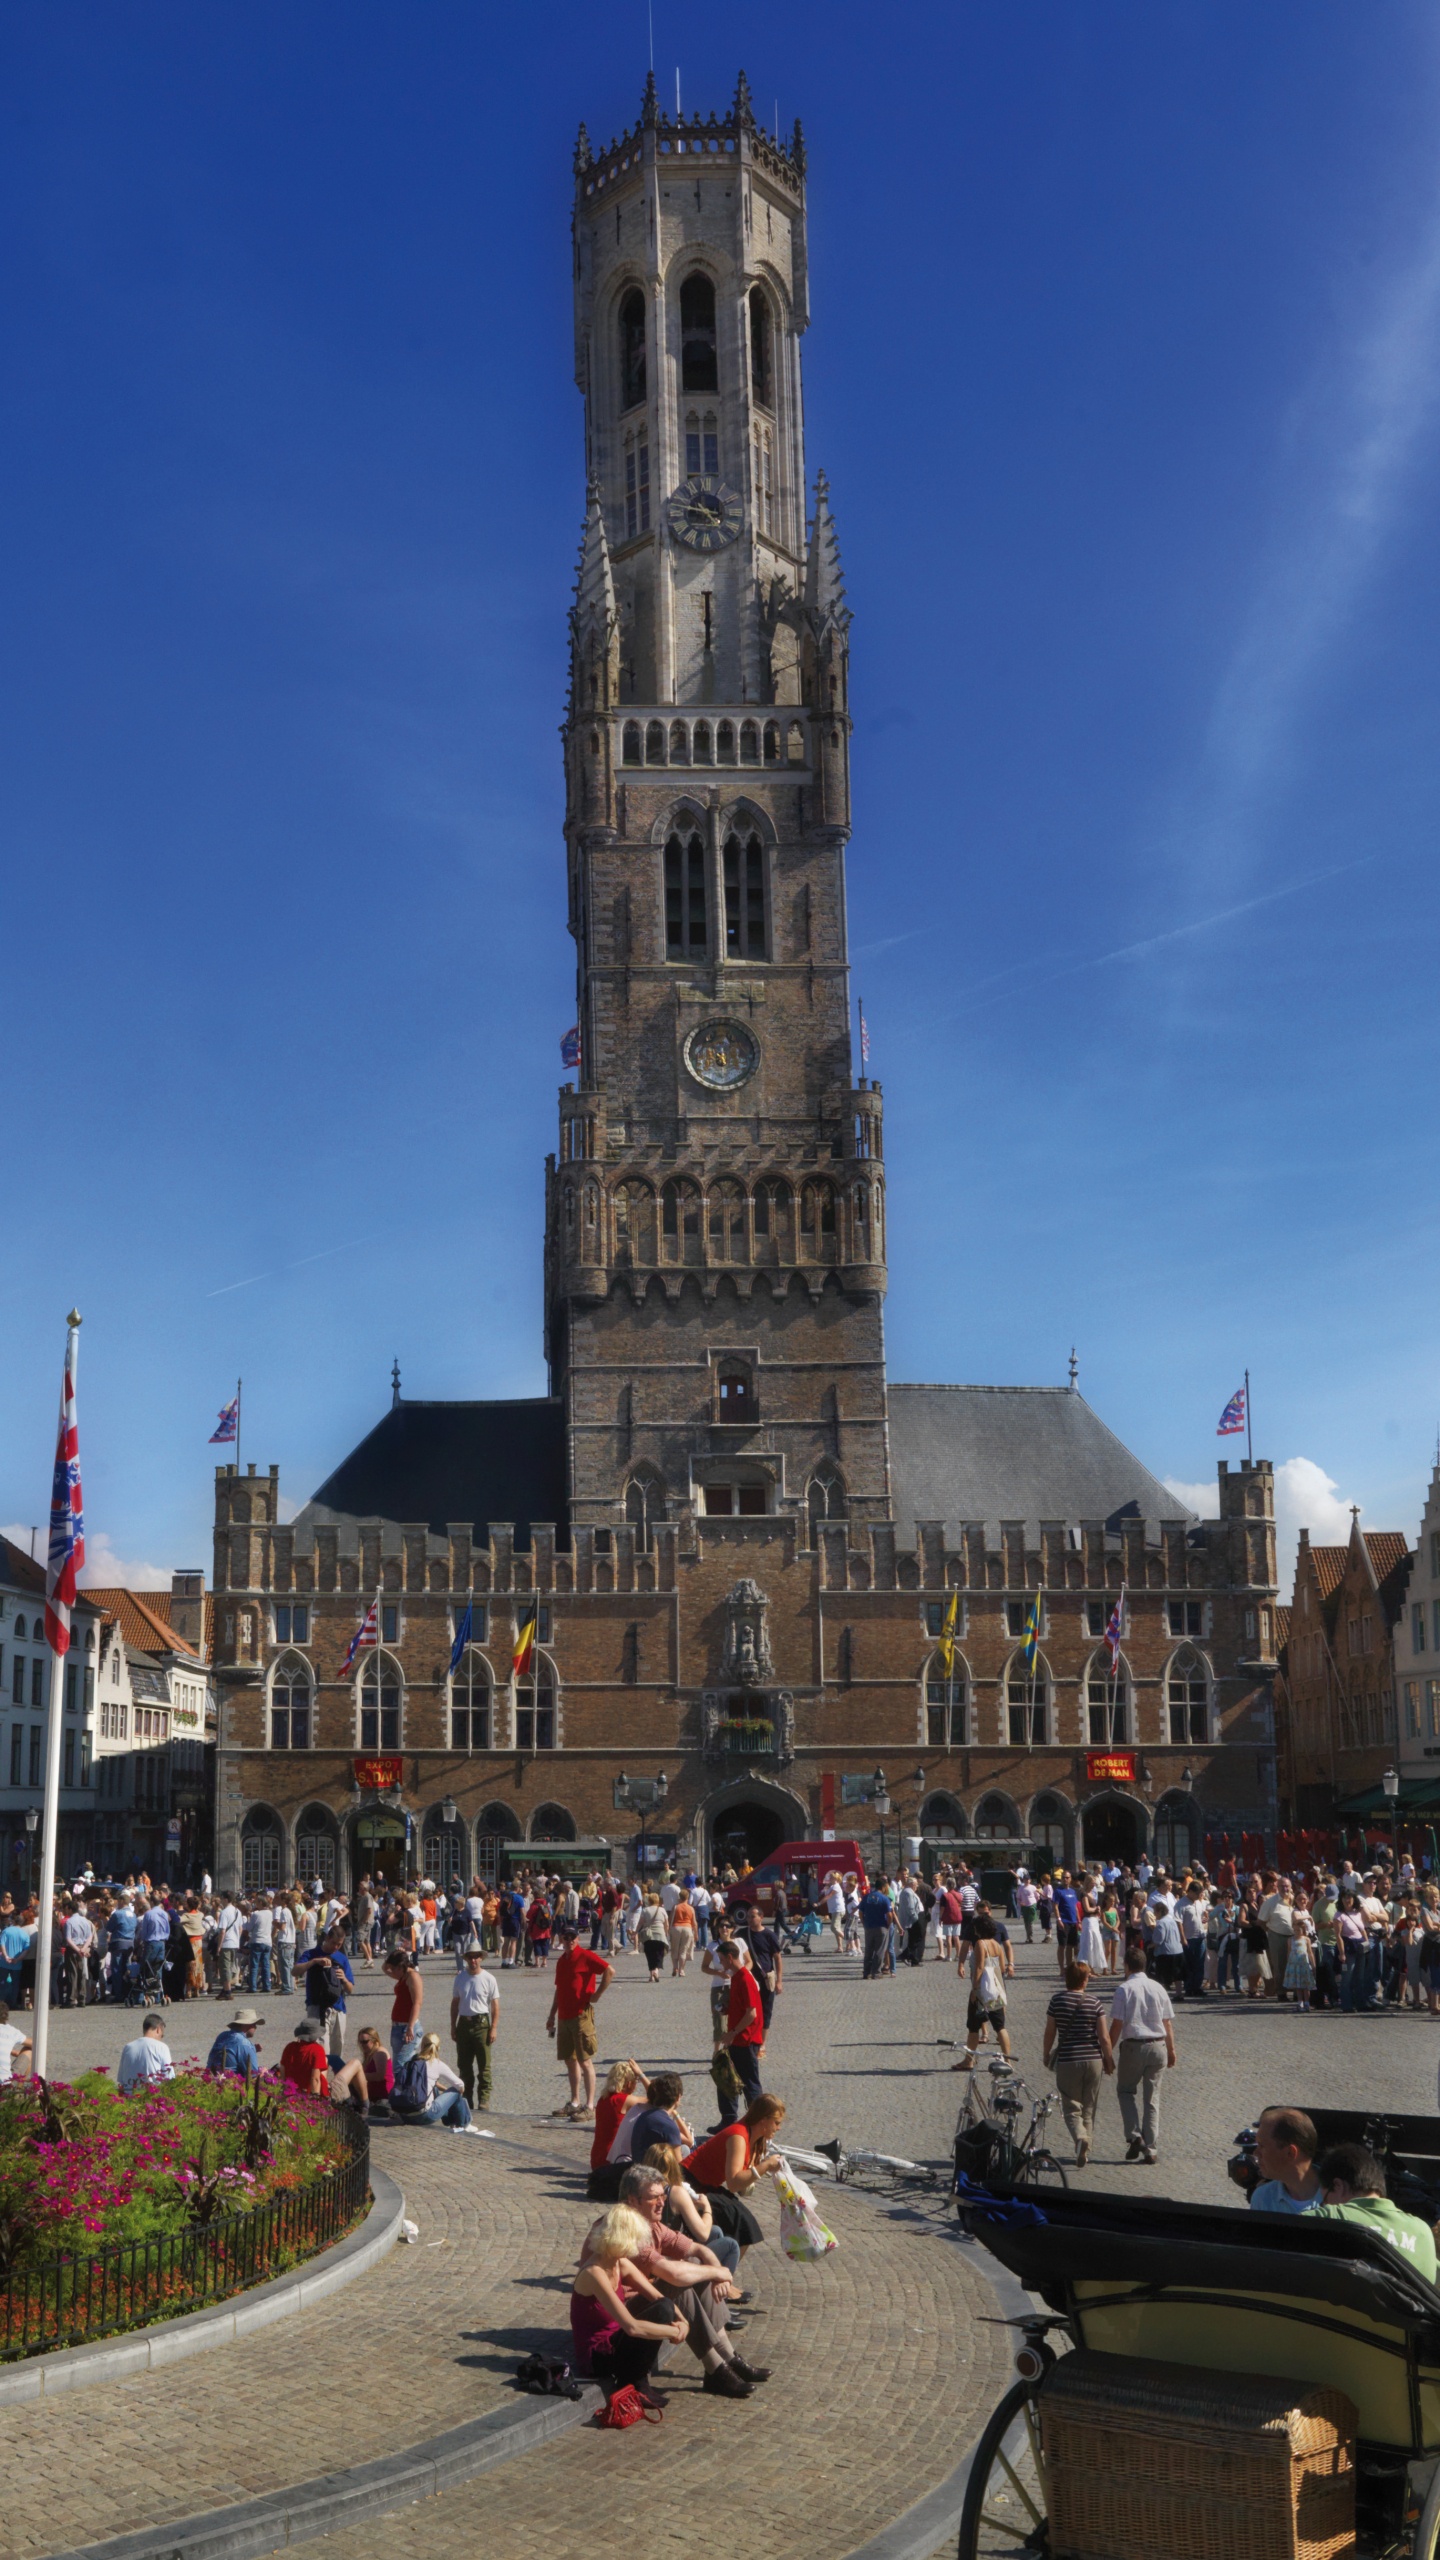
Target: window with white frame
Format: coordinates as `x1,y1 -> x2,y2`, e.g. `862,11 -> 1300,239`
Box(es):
450,1650 -> 491,1751
515,1657 -> 557,1753
359,1654 -> 402,1751
1007,1665 -> 1048,1746
684,409 -> 719,476
274,1603 -> 310,1645
270,1655 -> 312,1751
924,1651 -> 967,1747
1086,1659 -> 1128,1745
1167,1649 -> 1209,1745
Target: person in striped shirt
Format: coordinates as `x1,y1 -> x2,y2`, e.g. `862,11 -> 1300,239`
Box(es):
1042,1960 -> 1113,2167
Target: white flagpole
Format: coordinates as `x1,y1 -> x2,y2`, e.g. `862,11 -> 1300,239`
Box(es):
33,1311 -> 82,2085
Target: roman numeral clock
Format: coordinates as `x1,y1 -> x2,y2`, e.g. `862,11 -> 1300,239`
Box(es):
666,474 -> 744,553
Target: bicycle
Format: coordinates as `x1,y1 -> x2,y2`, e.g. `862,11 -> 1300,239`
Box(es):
806,2136 -> 943,2196
954,2058 -> 1070,2193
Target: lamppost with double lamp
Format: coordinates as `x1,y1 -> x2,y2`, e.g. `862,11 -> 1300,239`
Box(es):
441,1795 -> 460,1898
24,1807 -> 39,1906
872,1766 -> 890,1874
614,1770 -> 668,1879
1383,1765 -> 1400,1879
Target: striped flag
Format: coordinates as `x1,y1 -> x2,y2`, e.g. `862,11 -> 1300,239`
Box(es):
1020,1590 -> 1042,1674
512,1605 -> 538,1680
858,999 -> 870,1070
340,1599 -> 379,1678
1217,1385 -> 1247,1437
1104,1586 -> 1125,1675
210,1395 -> 239,1445
560,1026 -> 582,1069
45,1334 -> 85,1657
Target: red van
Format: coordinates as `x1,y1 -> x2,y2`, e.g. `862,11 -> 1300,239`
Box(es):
726,1840 -> 868,1922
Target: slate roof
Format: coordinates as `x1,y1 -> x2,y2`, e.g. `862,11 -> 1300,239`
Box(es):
886,1384 -> 1192,1540
303,1399 -> 569,1546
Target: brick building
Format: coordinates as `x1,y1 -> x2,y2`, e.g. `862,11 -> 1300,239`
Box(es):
211,75 -> 1280,1895
1276,1514 -> 1412,1827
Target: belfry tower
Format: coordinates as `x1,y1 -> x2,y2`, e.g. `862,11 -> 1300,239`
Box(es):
546,73 -> 891,1544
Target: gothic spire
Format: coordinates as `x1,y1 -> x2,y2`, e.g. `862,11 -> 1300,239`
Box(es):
731,68 -> 755,129
573,481 -> 616,642
803,471 -> 850,629
641,68 -> 660,127
573,121 -> 592,176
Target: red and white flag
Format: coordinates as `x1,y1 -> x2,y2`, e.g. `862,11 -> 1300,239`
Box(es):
340,1599 -> 379,1678
44,1332 -> 85,1656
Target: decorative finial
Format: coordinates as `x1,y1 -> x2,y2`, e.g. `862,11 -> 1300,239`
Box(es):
641,68 -> 659,126
791,116 -> 807,173
391,1359 -> 402,1409
573,121 -> 592,176
68,1308 -> 83,1329
1068,1347 -> 1078,1390
732,68 -> 754,128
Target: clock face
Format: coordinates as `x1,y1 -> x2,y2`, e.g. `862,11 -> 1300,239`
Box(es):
667,475 -> 744,554
684,1020 -> 760,1091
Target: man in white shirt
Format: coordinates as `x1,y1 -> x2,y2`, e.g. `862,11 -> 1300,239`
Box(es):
0,2003 -> 32,2082
449,1947 -> 501,2111
660,1877 -> 681,1916
1107,1948 -> 1176,2165
691,1881 -> 713,1946
64,1905 -> 96,2010
118,2012 -> 174,2093
216,1900 -> 242,1996
247,1896 -> 275,1992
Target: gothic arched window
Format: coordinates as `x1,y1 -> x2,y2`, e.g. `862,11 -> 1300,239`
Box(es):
693,720 -> 713,765
723,833 -> 767,959
614,1180 -> 654,1265
800,1181 -> 837,1259
1168,1648 -> 1211,1745
664,831 -> 708,955
679,271 -> 718,392
716,720 -> 736,763
450,1650 -> 491,1751
739,720 -> 760,765
669,720 -> 689,763
708,1183 -> 746,1260
622,720 -> 642,765
661,1179 -> 702,1262
763,719 -> 781,764
753,1178 -> 791,1259
645,719 -> 666,765
270,1653 -> 312,1752
808,1469 -> 843,1537
924,1650 -> 969,1747
619,287 -> 647,410
974,1792 -> 1021,1840
1006,1654 -> 1049,1747
358,1651 -> 403,1752
749,288 -> 773,409
1086,1651 -> 1129,1746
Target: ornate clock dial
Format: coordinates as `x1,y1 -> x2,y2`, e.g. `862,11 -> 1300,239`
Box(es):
667,475 -> 744,553
684,1019 -> 760,1091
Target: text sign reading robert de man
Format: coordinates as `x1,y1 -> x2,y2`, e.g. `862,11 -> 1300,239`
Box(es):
1085,1751 -> 1136,1784
353,1756 -> 404,1791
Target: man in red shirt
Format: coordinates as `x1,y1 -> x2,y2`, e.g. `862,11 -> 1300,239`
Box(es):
545,1925 -> 613,2121
716,1945 -> 765,2121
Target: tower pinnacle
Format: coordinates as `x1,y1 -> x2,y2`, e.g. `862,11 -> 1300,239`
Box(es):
803,472 -> 850,630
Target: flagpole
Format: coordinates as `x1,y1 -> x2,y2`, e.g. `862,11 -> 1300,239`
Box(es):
33,1311 -> 81,2085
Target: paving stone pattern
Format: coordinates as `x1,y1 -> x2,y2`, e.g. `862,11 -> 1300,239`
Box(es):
17,1930 -> 1439,2556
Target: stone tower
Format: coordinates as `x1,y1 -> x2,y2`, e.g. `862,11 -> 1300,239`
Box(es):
546,72 -> 891,1543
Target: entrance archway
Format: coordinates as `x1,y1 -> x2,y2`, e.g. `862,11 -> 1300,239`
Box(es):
352,1807 -> 407,1888
698,1775 -> 807,1877
1081,1792 -> 1145,1867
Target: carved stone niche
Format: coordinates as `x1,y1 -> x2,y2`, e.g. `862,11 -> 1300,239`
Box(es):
720,1577 -> 773,1687
701,1685 -> 795,1767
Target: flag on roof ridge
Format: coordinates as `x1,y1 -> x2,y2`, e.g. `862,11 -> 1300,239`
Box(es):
1217,1385 -> 1247,1437
210,1395 -> 239,1445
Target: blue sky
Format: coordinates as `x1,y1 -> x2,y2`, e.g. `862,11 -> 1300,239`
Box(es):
3,2 -> 1439,1591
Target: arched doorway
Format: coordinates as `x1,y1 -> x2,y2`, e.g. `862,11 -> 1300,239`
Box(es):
1154,1791 -> 1200,1873
1028,1793 -> 1072,1874
1081,1792 -> 1145,1867
351,1806 -> 406,1888
475,1801 -> 522,1885
698,1776 -> 807,1877
241,1806 -> 282,1892
420,1809 -> 468,1894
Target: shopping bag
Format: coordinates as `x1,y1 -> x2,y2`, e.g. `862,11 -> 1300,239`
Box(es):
775,2163 -> 838,2263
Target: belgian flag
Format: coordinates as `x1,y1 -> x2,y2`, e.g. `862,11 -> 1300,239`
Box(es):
512,1605 -> 538,1680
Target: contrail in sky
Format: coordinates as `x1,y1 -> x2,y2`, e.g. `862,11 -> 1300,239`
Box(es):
205,1240 -> 362,1300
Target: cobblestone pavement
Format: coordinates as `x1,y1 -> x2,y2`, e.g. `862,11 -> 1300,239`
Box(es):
17,1929 -> 1437,2554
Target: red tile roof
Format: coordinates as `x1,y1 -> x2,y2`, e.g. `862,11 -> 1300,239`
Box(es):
1306,1546 -> 1348,1600
81,1587 -> 200,1658
1363,1532 -> 1412,1582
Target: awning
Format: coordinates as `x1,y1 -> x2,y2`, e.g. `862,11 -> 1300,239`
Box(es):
1335,1780 -> 1440,1817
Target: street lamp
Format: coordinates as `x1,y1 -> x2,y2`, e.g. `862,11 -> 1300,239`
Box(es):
24,1807 -> 38,1906
615,1769 -> 668,1876
1382,1765 -> 1400,1877
872,1764 -> 890,1873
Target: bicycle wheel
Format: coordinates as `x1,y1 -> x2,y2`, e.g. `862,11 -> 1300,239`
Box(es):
1013,2149 -> 1069,2192
957,2375 -> 1049,2559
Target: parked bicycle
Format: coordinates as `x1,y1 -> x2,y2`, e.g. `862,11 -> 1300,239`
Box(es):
954,2059 -> 1070,2194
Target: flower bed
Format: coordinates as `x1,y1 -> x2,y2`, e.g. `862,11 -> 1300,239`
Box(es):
0,2070 -> 367,2360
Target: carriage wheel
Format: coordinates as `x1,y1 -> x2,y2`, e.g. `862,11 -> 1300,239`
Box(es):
957,2376 -> 1050,2559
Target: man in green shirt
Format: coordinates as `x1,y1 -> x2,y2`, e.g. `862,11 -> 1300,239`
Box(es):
1314,2142 -> 1438,2286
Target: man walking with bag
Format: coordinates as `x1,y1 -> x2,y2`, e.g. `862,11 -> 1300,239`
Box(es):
1107,1945 -> 1176,2165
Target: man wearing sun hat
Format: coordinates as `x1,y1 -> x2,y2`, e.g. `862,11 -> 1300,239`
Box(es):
206,2008 -> 264,2076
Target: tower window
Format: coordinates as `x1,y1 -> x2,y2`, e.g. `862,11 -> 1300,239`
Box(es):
753,425 -> 774,533
685,410 -> 720,476
680,272 -> 718,392
623,720 -> 642,765
749,289 -> 773,410
625,439 -> 650,539
661,1179 -> 702,1260
709,1186 -> 746,1260
717,1365 -> 754,1417
716,720 -> 736,762
664,833 -> 708,955
620,287 -> 646,411
723,834 -> 767,959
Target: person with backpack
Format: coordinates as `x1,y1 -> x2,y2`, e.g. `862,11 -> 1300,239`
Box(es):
952,1910 -> 1013,2072
391,2030 -> 480,2130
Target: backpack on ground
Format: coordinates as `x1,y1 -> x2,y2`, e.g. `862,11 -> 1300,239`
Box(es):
391,2053 -> 430,2114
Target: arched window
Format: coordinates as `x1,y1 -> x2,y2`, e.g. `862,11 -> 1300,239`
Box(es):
800,1181 -> 837,1259
974,1792 -> 1020,1840
1154,1792 -> 1198,1873
921,1791 -> 965,1840
624,432 -> 650,539
925,1649 -> 968,1747
786,720 -> 805,764
270,1654 -> 312,1752
679,271 -> 718,392
1029,1793 -> 1070,1868
358,1652 -> 402,1752
645,719 -> 666,765
853,1183 -> 870,1255
723,832 -> 767,959
515,1656 -> 557,1753
717,1363 -> 754,1418
531,1802 -> 577,1842
625,1472 -> 665,1545
241,1806 -> 281,1892
614,1180 -> 655,1265
450,1650 -> 491,1751
13,1618 -> 24,1642
684,407 -> 719,478
808,1469 -> 844,1537
295,1805 -> 338,1891
661,1178 -> 702,1262
763,719 -> 781,764
693,720 -> 713,765
1168,1649 -> 1210,1745
669,719 -> 689,763
1006,1655 -> 1049,1746
753,1178 -> 792,1259
422,1810 -> 467,1891
716,720 -> 736,763
664,831 -> 707,955
1086,1652 -> 1129,1746
739,719 -> 760,765
623,720 -> 642,765
749,287 -> 773,409
708,1183 -> 746,1261
619,287 -> 647,410
475,1800 -> 521,1886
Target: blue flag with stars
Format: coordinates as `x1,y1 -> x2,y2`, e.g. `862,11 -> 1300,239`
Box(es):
448,1603 -> 472,1676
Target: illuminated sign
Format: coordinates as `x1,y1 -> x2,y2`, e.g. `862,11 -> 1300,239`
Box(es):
1086,1751 -> 1136,1784
353,1756 -> 403,1792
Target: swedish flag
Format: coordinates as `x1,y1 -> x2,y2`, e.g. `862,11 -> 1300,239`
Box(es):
1020,1591 -> 1042,1673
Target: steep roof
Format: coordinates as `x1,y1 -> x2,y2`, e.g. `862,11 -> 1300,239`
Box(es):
302,1398 -> 569,1546
1364,1532 -> 1413,1624
1305,1545 -> 1348,1600
0,1534 -> 45,1596
887,1384 -> 1190,1539
82,1588 -> 200,1658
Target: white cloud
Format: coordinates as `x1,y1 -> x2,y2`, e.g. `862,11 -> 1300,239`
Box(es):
1167,1459 -> 1359,1597
75,1531 -> 173,1591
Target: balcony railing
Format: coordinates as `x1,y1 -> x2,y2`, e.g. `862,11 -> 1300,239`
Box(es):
617,711 -> 811,775
713,1719 -> 776,1755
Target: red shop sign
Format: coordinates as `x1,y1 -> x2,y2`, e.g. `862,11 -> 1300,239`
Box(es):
353,1756 -> 403,1791
1086,1751 -> 1136,1785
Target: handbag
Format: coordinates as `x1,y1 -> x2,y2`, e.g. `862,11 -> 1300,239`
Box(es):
595,2384 -> 662,2428
710,2045 -> 743,2103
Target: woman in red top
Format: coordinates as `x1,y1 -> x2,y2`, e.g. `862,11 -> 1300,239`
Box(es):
385,1950 -> 423,2070
588,2058 -> 650,2199
682,2093 -> 785,2258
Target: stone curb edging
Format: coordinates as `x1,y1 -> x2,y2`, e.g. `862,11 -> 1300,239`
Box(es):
2,2167 -> 404,2408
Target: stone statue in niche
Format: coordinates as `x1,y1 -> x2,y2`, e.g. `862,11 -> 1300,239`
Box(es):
720,1578 -> 773,1687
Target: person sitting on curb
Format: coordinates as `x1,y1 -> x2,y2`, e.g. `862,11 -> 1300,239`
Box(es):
569,2205 -> 688,2406
117,2010 -> 172,2093
588,2059 -> 651,2200
391,2029 -> 485,2132
206,2007 -> 263,2077
601,2163 -> 768,2399
279,2017 -> 331,2099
